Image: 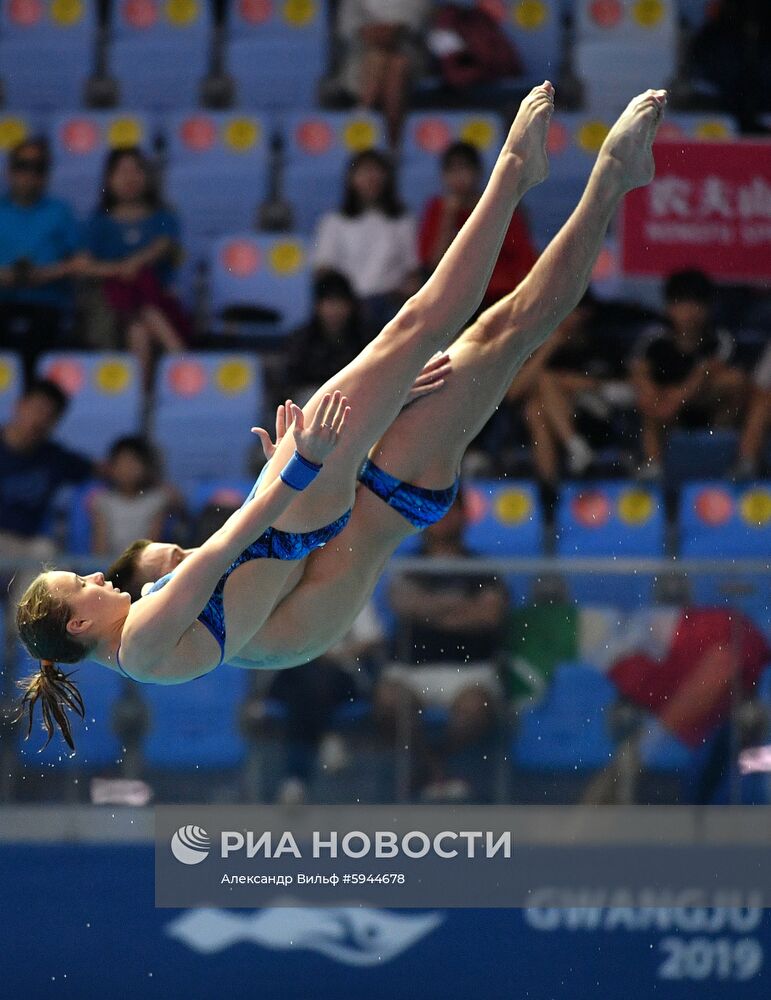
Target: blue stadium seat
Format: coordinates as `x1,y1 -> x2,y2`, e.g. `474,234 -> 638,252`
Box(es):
63,480 -> 105,555
495,0 -> 563,84
209,233 -> 311,334
513,661 -> 617,769
679,482 -> 771,632
226,0 -> 328,110
556,482 -> 665,608
400,112 -> 502,214
142,666 -> 248,769
48,112 -> 153,218
36,352 -> 143,461
677,0 -> 713,27
151,353 -> 264,483
164,111 -> 270,246
664,429 -> 738,488
0,0 -> 96,110
16,651 -> 125,770
184,478 -> 255,517
638,715 -> 695,771
463,479 -> 543,604
283,111 -> 385,234
109,0 -> 212,111
0,352 -> 22,424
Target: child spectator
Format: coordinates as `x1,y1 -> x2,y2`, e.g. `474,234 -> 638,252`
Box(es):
80,148 -> 191,389
312,150 -> 420,332
91,436 -> 180,556
0,139 -> 82,381
419,141 -> 537,308
630,270 -> 747,480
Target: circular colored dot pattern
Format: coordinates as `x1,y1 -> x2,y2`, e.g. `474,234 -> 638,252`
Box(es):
108,117 -> 143,148
572,491 -> 612,528
0,117 -> 28,151
283,0 -> 314,26
61,118 -> 99,154
166,0 -> 198,25
632,0 -> 663,27
460,118 -> 494,150
224,118 -> 260,152
343,119 -> 376,152
269,241 -> 303,275
739,489 -> 771,527
95,360 -> 131,394
589,0 -> 622,28
514,0 -> 546,30
123,0 -> 158,29
618,489 -> 654,525
695,120 -> 730,140
0,360 -> 12,393
577,120 -> 610,154
45,358 -> 85,395
215,360 -> 252,395
222,240 -> 261,276
495,489 -> 532,525
8,0 -> 43,26
694,487 -> 733,527
296,120 -> 333,154
168,359 -> 206,396
180,116 -> 217,151
51,0 -> 84,26
239,0 -> 272,23
415,119 -> 453,154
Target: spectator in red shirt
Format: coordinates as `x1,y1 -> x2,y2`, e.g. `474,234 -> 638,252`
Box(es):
418,141 -> 537,308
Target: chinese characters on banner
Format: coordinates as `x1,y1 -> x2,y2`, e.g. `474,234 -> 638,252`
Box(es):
621,140 -> 771,281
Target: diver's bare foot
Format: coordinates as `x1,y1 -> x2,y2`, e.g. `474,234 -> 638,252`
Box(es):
598,89 -> 667,193
502,80 -> 555,188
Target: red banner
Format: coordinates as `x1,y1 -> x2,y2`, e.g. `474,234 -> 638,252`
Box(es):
621,139 -> 771,281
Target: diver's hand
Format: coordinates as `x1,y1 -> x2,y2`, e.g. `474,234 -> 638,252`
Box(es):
406,352 -> 452,405
251,399 -> 293,461
289,391 -> 351,465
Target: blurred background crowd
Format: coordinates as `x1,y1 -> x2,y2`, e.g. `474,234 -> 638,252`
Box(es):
0,0 -> 769,810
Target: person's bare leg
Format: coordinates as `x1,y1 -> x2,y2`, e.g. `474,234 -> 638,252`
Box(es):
238,90 -> 666,667
258,84 -> 554,533
524,390 -> 561,483
382,51 -> 410,148
141,305 -> 185,352
738,386 -> 770,466
126,319 -> 154,392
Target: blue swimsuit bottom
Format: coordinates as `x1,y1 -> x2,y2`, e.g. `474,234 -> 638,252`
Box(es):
358,458 -> 459,529
116,464 -> 351,680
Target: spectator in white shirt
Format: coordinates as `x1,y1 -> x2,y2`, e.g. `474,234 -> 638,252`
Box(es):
312,149 -> 421,331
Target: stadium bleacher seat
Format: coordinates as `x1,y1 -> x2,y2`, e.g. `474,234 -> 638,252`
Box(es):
209,233 -> 311,334
141,666 -> 249,769
495,0 -> 563,85
0,112 -> 44,157
638,715 -> 695,771
664,429 -> 738,488
555,482 -> 665,607
109,0 -> 212,111
0,352 -> 22,424
16,651 -> 125,770
225,0 -> 328,110
164,111 -> 270,242
400,112 -> 503,214
283,111 -> 385,234
0,0 -> 96,110
36,352 -> 143,461
151,353 -> 264,482
513,661 -> 617,769
49,112 -> 153,218
463,479 -> 543,603
574,0 -> 677,113
679,482 -> 771,632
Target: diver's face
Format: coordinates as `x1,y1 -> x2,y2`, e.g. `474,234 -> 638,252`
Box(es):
137,543 -> 189,585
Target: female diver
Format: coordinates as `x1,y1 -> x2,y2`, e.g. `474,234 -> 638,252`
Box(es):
14,83 -> 558,746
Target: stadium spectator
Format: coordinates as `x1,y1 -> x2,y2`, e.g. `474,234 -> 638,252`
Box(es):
91,436 -> 181,556
374,492 -> 508,800
733,339 -> 770,480
0,138 -> 81,382
630,270 -> 747,480
79,148 -> 191,390
312,150 -> 420,331
278,270 -> 375,407
418,141 -> 537,308
336,0 -> 432,148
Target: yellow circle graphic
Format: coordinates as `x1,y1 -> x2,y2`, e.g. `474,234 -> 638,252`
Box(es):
739,489 -> 771,527
95,360 -> 131,394
460,118 -> 495,149
166,0 -> 198,25
283,0 -> 314,26
269,241 -> 304,275
514,0 -> 546,29
343,119 -> 377,152
577,120 -> 610,154
0,359 -> 12,393
108,117 -> 143,148
0,117 -> 28,150
695,119 -> 730,140
224,118 -> 260,151
51,0 -> 83,25
618,489 -> 654,525
632,0 -> 663,27
215,360 -> 252,395
494,489 -> 532,525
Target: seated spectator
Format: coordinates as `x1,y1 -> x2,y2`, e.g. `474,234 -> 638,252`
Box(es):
337,0 -> 431,148
733,339 -> 770,480
0,139 -> 81,382
630,269 -> 747,480
312,150 -> 420,332
91,436 -> 182,556
277,270 -> 375,407
373,492 -> 509,800
79,148 -> 191,389
419,141 -> 537,309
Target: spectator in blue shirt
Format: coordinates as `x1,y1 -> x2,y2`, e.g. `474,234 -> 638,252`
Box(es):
80,148 -> 191,389
0,139 -> 82,382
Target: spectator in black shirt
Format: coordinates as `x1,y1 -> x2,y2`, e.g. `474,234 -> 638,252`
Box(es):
630,270 -> 747,479
373,492 -> 509,799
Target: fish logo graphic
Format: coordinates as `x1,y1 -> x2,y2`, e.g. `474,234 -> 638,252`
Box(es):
166,907 -> 444,965
171,826 -> 211,865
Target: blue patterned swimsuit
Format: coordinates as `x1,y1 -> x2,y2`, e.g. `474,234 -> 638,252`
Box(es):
115,464 -> 351,681
358,458 -> 459,529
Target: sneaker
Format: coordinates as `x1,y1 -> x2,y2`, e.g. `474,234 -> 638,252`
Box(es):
730,457 -> 757,483
566,435 -> 595,476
